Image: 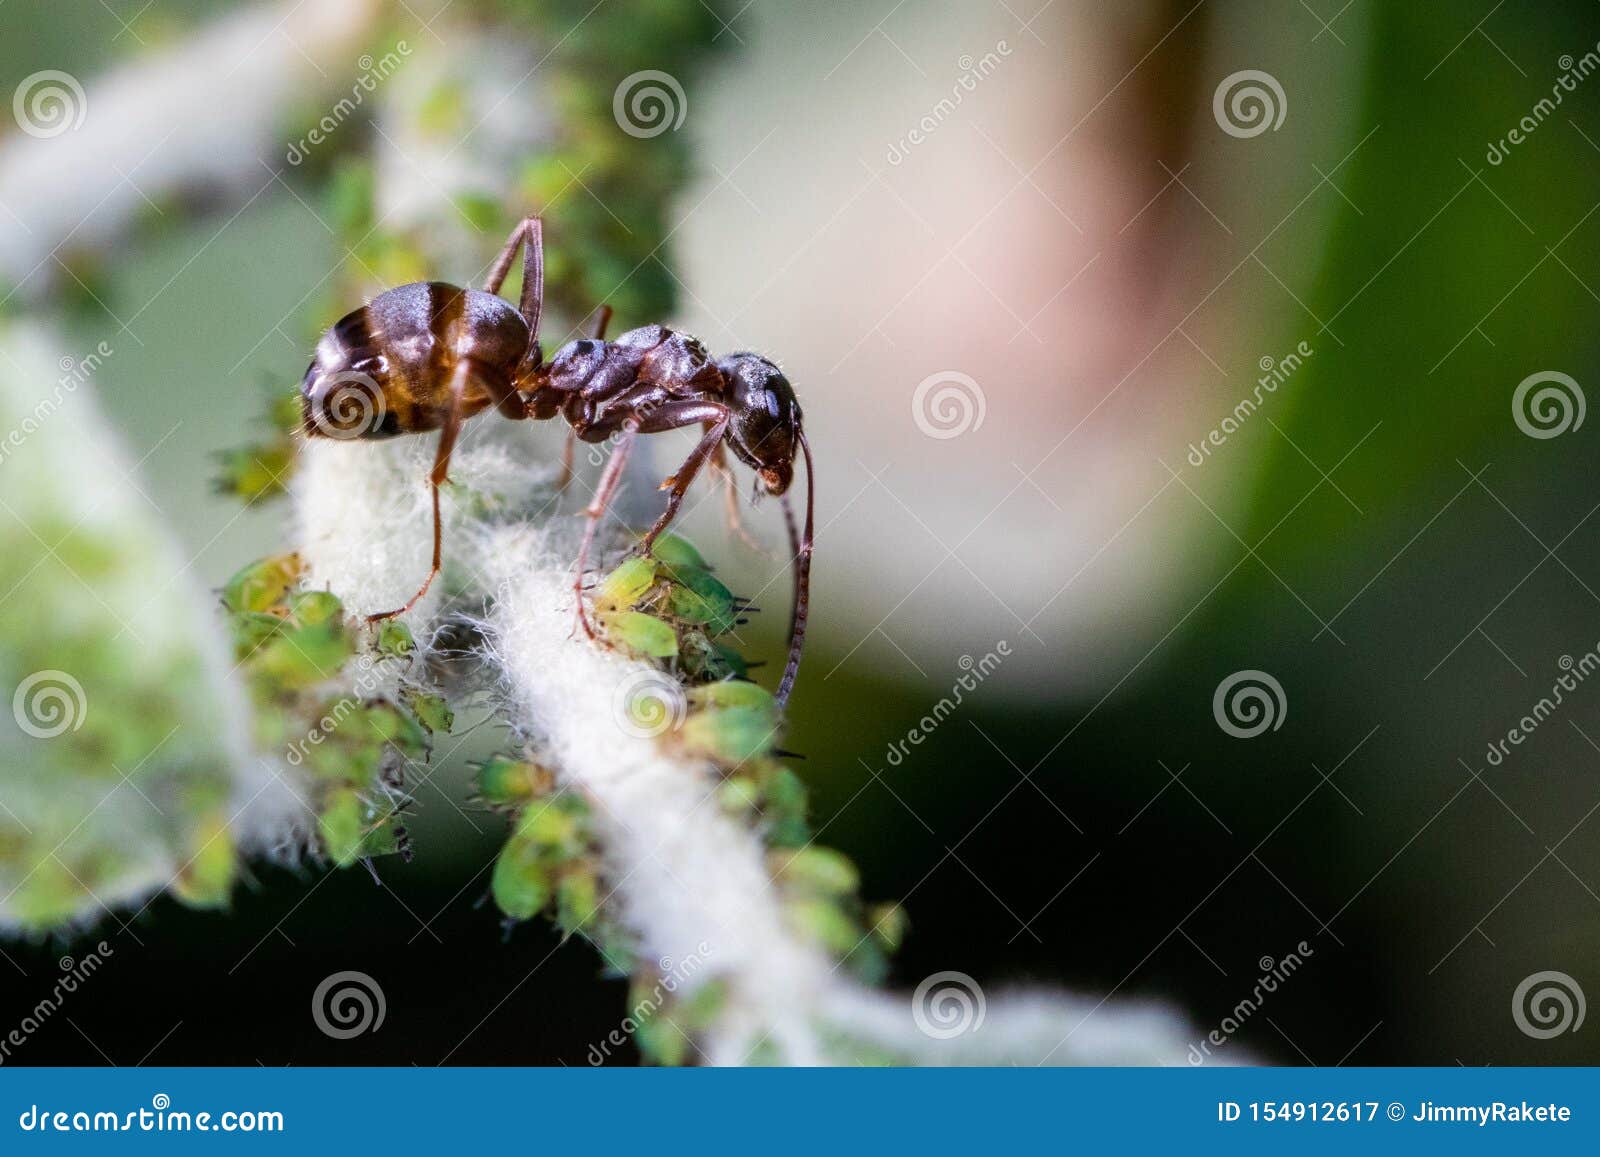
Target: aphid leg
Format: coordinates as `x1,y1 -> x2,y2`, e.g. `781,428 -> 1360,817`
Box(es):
572,421 -> 638,639
483,216 -> 545,340
589,303 -> 613,340
367,360 -> 472,622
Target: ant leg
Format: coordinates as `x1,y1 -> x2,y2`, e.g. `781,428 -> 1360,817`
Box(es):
636,412 -> 731,554
557,428 -> 577,492
706,437 -> 761,551
572,422 -> 638,639
483,217 -> 544,340
367,361 -> 471,622
621,400 -> 731,556
555,305 -> 613,495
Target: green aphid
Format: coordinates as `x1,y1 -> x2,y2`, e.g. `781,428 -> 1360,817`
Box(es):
661,565 -> 738,634
763,766 -> 812,846
517,800 -> 584,855
596,556 -> 659,611
679,706 -> 779,764
867,902 -> 910,955
213,442 -> 294,505
400,688 -> 454,735
221,553 -> 303,614
649,533 -> 708,571
689,680 -> 776,712
633,1010 -> 687,1067
785,896 -> 862,959
318,788 -> 365,867
491,837 -> 551,921
717,775 -> 761,816
230,611 -> 287,658
170,810 -> 237,909
557,867 -> 601,933
253,621 -> 353,689
357,700 -> 430,758
10,857 -> 84,931
289,589 -> 343,627
666,581 -> 737,634
674,978 -> 730,1033
474,755 -> 547,807
268,388 -> 302,433
599,610 -> 678,658
627,974 -> 683,1066
772,846 -> 860,896
711,643 -> 750,679
304,727 -> 382,786
847,939 -> 891,987
677,632 -> 728,680
376,619 -> 415,658
358,819 -> 402,858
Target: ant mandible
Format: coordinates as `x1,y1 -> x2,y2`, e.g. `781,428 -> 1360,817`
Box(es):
298,217 -> 814,704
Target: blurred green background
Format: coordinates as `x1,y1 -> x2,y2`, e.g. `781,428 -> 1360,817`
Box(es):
4,0 -> 1600,1064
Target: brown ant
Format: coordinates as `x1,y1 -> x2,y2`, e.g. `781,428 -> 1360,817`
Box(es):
298,217 -> 814,703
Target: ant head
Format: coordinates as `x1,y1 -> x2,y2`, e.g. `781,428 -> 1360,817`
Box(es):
299,318 -> 399,441
718,353 -> 801,494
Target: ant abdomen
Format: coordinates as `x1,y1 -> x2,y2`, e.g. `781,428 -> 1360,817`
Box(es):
303,281 -> 527,439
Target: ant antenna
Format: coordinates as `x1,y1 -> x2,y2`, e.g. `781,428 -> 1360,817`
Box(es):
776,429 -> 814,706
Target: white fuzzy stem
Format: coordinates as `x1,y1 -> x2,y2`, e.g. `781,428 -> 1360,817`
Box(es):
291,423 -> 1207,1065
